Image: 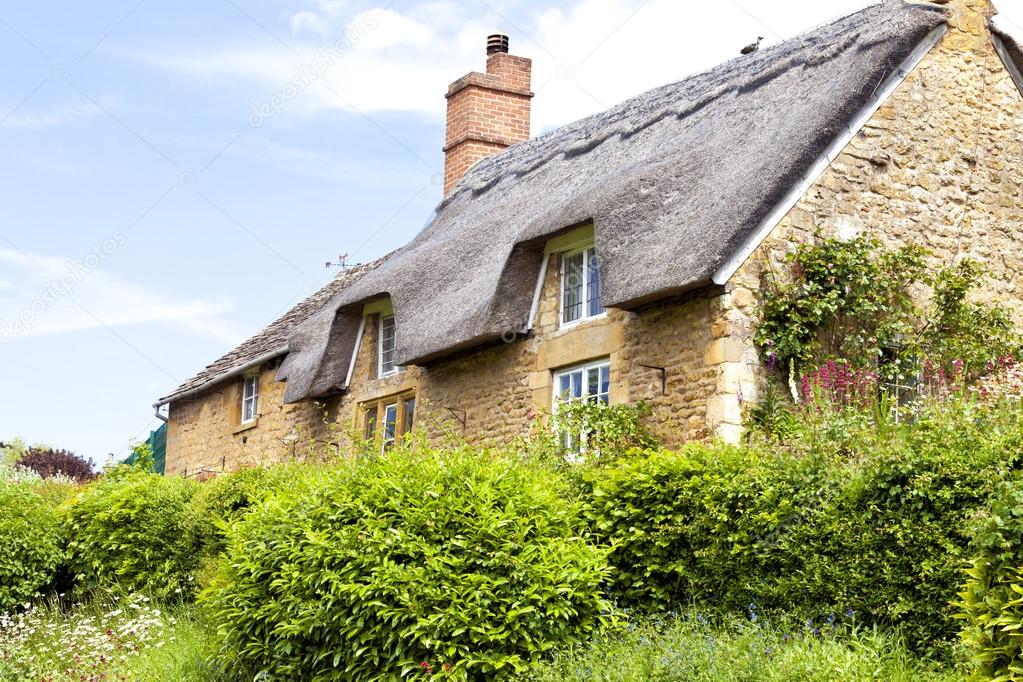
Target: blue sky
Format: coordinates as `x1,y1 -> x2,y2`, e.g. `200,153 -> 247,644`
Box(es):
2,0 -> 1021,463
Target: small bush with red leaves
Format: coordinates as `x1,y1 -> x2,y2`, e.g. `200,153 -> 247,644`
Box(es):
17,447 -> 95,483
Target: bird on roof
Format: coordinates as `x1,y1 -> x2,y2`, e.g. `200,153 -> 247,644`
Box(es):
741,36 -> 763,55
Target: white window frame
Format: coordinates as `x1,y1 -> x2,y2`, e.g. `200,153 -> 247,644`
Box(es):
560,245 -> 605,328
552,358 -> 611,453
378,314 -> 398,377
241,375 -> 259,424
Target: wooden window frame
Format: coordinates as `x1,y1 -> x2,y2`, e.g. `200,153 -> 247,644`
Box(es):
361,391 -> 416,451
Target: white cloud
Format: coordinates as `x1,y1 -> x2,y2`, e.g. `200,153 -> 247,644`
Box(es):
1,100 -> 104,130
130,0 -> 1023,132
0,247 -> 241,344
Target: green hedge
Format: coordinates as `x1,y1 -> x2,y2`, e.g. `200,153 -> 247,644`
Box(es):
203,447 -> 612,681
579,399 -> 1023,656
63,470 -> 203,600
0,484 -> 65,612
958,477 -> 1023,679
190,465 -> 296,556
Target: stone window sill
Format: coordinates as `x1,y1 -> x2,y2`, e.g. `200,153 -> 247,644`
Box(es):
233,419 -> 259,435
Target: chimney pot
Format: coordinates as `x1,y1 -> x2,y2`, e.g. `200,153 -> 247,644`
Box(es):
486,33 -> 509,55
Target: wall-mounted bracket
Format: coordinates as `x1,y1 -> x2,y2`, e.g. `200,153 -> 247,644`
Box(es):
638,364 -> 667,395
444,406 -> 467,431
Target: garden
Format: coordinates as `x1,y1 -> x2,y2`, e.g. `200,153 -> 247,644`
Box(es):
3,237 -> 1023,681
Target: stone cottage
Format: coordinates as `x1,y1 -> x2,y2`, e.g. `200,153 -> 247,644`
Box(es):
157,0 -> 1023,476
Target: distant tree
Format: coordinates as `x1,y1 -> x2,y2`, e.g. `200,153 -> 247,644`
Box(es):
18,447 -> 95,482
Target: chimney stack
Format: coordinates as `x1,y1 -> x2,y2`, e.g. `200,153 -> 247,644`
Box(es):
443,33 -> 532,195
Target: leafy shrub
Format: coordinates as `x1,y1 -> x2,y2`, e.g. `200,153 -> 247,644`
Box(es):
190,466 -> 295,556
957,478 -> 1023,679
63,471 -> 202,600
17,447 -> 95,483
0,484 -> 65,612
581,398 -> 1023,656
203,447 -> 612,681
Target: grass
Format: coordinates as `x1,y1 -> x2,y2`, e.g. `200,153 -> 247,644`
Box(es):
2,598 -> 966,681
525,613 -> 965,682
0,592 -> 220,682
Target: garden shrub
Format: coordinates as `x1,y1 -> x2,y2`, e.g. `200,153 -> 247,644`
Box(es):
203,447 -> 612,681
17,447 -> 95,483
0,484 -> 65,612
958,477 -> 1023,679
189,465 -> 296,556
581,398 -> 1023,656
63,471 -> 203,600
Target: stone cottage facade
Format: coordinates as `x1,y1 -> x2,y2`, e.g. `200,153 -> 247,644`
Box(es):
157,0 -> 1023,477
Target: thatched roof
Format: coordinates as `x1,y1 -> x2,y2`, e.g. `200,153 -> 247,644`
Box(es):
275,1 -> 946,403
157,260 -> 382,405
992,14 -> 1023,81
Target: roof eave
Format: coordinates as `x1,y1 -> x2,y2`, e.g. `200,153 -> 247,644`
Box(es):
711,23 -> 948,286
154,346 -> 286,409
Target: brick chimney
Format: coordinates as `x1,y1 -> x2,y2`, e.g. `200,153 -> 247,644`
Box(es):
443,34 -> 533,195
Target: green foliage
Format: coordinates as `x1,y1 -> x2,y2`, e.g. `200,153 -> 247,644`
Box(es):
924,259 -> 1021,379
203,447 -> 613,681
63,471 -> 203,600
0,439 -> 31,467
0,485 -> 65,613
755,236 -> 1019,381
580,398 -> 1023,656
957,477 -> 1023,680
552,400 -> 658,463
127,441 -> 156,473
527,613 -> 961,682
755,236 -> 925,377
189,466 -> 296,556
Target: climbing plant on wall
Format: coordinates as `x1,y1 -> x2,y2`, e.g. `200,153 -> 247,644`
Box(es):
754,235 -> 1020,382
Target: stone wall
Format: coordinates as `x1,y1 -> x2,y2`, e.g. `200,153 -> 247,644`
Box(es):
167,243 -> 724,472
724,0 -> 1023,417
165,358 -> 333,476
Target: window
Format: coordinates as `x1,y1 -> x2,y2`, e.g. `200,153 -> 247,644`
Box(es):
362,393 -> 415,451
561,246 -> 604,326
402,397 -> 416,433
363,407 -> 377,441
241,375 -> 259,424
379,314 -> 397,377
553,359 -> 611,452
382,403 -> 398,450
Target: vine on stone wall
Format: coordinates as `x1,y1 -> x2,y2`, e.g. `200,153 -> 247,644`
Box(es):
754,235 -> 1020,383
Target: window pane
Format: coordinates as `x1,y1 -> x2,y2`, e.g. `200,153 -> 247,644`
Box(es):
364,408 -> 377,441
403,398 -> 416,435
559,374 -> 571,400
562,253 -> 584,323
600,365 -> 610,404
382,404 -> 398,450
571,371 -> 582,399
380,315 -> 396,375
587,249 -> 604,317
587,367 -> 599,399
